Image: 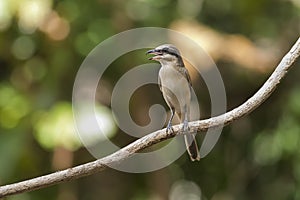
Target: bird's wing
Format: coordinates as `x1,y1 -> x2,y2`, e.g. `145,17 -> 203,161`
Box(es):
185,68 -> 192,87
178,67 -> 192,87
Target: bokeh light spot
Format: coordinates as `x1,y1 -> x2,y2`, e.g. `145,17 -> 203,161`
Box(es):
33,102 -> 81,151
0,84 -> 31,129
56,0 -> 80,22
0,0 -> 12,31
87,19 -> 113,44
18,0 -> 52,34
24,57 -> 47,82
126,0 -> 151,21
74,32 -> 95,56
169,180 -> 202,200
39,11 -> 70,41
11,36 -> 35,60
76,104 -> 117,147
177,0 -> 203,19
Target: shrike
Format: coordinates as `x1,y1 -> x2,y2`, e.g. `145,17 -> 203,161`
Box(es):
147,44 -> 200,161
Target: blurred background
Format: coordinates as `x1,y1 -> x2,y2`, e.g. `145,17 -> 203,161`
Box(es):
0,0 -> 300,199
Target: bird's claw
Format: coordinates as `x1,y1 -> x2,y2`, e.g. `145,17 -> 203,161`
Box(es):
182,120 -> 190,134
166,122 -> 174,135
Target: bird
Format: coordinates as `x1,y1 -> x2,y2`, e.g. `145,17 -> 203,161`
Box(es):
146,44 -> 200,161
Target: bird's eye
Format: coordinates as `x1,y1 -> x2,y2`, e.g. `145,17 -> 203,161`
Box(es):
161,48 -> 171,55
156,49 -> 163,55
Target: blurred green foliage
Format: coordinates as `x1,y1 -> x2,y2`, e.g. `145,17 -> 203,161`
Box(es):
33,102 -> 81,151
0,0 -> 299,199
0,84 -> 31,128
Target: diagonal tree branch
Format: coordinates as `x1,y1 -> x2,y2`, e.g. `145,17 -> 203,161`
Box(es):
0,37 -> 299,198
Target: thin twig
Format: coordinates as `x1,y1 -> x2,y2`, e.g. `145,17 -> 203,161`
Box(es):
0,37 -> 299,198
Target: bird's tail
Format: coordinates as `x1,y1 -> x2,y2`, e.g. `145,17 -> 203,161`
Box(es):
184,134 -> 200,161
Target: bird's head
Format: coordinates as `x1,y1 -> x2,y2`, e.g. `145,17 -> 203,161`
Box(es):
146,44 -> 183,66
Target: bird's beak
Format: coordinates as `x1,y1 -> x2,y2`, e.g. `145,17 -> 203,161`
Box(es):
146,49 -> 162,61
146,49 -> 155,55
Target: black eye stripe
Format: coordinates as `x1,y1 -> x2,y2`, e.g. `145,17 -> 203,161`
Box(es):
159,48 -> 179,58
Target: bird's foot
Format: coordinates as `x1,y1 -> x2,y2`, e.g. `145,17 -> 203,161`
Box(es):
182,120 -> 190,134
166,122 -> 174,135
